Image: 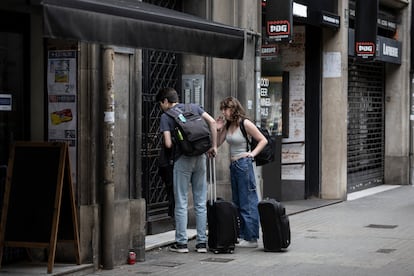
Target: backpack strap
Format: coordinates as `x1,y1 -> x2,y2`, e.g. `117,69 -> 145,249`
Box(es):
165,104 -> 193,118
164,107 -> 181,146
239,118 -> 251,152
165,106 -> 181,118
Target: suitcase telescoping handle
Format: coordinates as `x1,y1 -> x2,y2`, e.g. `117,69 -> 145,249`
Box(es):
208,157 -> 217,205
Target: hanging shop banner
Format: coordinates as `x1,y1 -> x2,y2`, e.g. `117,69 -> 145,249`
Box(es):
355,0 -> 378,59
320,11 -> 340,29
349,29 -> 401,64
377,35 -> 401,64
266,0 -> 293,42
47,50 -> 77,184
261,44 -> 279,58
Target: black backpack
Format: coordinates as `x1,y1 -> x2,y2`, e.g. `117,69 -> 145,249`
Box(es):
165,104 -> 212,156
239,119 -> 276,166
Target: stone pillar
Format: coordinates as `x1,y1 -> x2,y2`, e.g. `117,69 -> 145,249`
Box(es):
320,0 -> 349,200
384,3 -> 411,185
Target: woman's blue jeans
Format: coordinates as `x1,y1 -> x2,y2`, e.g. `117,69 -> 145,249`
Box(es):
230,157 -> 259,241
173,154 -> 207,245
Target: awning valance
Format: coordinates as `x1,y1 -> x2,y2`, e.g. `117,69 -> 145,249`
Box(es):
42,0 -> 245,59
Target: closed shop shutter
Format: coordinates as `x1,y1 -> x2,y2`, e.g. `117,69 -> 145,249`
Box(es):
347,59 -> 385,192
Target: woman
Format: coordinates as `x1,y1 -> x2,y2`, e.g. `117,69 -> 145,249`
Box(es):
216,97 -> 267,248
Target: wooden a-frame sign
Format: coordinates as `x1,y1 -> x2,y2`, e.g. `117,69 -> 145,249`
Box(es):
0,142 -> 80,273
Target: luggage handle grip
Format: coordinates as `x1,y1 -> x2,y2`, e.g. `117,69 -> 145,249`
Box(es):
209,157 -> 216,204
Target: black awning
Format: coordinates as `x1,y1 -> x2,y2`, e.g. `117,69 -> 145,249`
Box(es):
42,0 -> 245,59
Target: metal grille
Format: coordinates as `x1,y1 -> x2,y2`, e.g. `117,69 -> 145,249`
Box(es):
347,59 -> 384,192
142,50 -> 180,221
142,0 -> 182,226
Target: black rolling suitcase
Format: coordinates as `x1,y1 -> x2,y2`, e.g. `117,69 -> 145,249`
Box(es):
207,158 -> 238,254
258,198 -> 291,252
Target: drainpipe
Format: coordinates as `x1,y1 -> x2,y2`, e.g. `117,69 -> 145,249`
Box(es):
410,75 -> 414,185
246,30 -> 262,199
102,47 -> 115,269
246,30 -> 262,126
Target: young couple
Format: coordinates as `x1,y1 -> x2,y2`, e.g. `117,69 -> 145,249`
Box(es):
156,88 -> 267,253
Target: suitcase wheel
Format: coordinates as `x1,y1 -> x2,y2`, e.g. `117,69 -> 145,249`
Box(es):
211,249 -> 234,254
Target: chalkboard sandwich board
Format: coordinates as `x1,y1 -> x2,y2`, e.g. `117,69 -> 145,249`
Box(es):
0,142 -> 80,273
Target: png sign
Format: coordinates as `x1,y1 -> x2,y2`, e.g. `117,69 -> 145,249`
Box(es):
266,0 -> 293,42
355,0 -> 378,59
355,42 -> 375,58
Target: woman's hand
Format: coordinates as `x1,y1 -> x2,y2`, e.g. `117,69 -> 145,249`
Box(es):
215,116 -> 227,147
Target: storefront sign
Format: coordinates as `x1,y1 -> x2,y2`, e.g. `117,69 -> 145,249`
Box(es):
266,0 -> 293,42
264,1 -> 340,32
261,44 -> 279,57
293,2 -> 307,18
349,29 -> 401,64
349,4 -> 397,33
320,11 -> 340,29
354,0 -> 378,60
377,36 -> 401,64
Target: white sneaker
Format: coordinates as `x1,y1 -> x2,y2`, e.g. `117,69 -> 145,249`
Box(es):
236,239 -> 258,248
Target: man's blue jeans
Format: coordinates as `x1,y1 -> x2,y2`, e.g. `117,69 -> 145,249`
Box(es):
230,157 -> 259,241
173,154 -> 207,245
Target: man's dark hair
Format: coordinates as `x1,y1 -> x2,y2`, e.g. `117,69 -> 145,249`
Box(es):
155,87 -> 179,103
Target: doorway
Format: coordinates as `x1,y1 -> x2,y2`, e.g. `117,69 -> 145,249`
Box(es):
0,11 -> 30,264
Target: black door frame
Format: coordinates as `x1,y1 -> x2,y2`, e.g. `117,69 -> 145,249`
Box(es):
305,25 -> 322,198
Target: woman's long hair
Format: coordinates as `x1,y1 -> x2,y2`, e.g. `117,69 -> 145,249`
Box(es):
219,97 -> 249,129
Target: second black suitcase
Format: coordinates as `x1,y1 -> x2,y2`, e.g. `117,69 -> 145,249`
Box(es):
258,198 -> 291,252
207,158 -> 238,254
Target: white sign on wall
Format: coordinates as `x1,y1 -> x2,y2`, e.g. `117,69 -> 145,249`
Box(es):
0,94 -> 12,111
323,51 -> 341,78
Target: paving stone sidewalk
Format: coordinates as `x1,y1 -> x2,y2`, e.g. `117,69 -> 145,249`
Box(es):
89,185 -> 414,276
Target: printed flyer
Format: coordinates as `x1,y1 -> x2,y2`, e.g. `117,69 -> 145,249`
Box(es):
47,50 -> 77,182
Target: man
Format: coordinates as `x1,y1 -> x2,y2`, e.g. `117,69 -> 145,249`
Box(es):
156,87 -> 217,253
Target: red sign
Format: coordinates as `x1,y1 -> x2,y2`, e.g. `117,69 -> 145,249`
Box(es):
267,20 -> 290,37
355,42 -> 375,57
265,0 -> 293,42
355,0 -> 378,59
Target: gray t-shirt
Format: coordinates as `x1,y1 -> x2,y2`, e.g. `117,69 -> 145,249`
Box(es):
226,127 -> 248,159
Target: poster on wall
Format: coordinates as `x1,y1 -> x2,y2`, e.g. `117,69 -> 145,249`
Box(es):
47,50 -> 77,184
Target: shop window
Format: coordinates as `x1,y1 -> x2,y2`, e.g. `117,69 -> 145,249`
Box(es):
260,71 -> 289,137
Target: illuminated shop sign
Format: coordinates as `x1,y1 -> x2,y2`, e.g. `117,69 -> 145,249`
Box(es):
354,0 -> 379,60
266,0 -> 293,42
348,29 -> 401,64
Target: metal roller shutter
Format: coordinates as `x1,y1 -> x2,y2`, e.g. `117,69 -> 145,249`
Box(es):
347,59 -> 385,192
